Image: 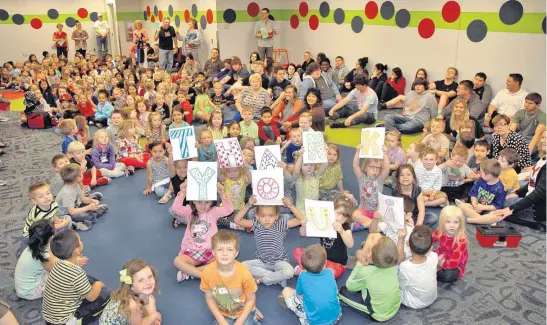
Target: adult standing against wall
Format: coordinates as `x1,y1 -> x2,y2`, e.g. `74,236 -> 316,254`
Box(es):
94,13 -> 110,59
254,8 -> 278,60
133,20 -> 149,67
52,24 -> 68,59
71,21 -> 88,57
178,18 -> 202,65
154,18 -> 178,73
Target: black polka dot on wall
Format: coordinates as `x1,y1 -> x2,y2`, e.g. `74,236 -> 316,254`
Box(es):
65,17 -> 76,27
333,8 -> 345,25
200,15 -> 207,30
467,19 -> 488,42
380,1 -> 395,20
143,11 -> 147,21
223,9 -> 236,24
12,13 -> 24,25
319,2 -> 330,18
499,0 -> 523,25
168,5 -> 174,17
191,4 -> 198,17
153,5 -> 158,17
175,15 -> 180,27
47,9 -> 59,20
542,16 -> 546,34
351,16 -> 364,33
395,9 -> 410,28
0,9 -> 9,21
90,12 -> 98,22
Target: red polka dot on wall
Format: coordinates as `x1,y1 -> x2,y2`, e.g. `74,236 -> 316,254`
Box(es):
442,1 -> 460,23
290,14 -> 300,29
30,18 -> 42,29
146,6 -> 151,17
151,15 -> 155,23
418,18 -> 435,38
365,1 -> 379,20
309,14 -> 319,30
158,10 -> 163,22
206,9 -> 213,24
247,2 -> 260,17
77,8 -> 88,19
184,10 -> 190,22
299,2 -> 309,17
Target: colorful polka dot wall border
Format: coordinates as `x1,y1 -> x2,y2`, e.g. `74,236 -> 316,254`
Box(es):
1,1 -> 545,42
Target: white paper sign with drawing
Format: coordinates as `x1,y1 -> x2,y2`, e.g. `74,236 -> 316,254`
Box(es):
252,168 -> 284,205
170,126 -> 198,160
214,137 -> 244,168
305,199 -> 337,238
378,192 -> 405,231
360,127 -> 385,159
302,131 -> 327,164
254,145 -> 282,170
187,161 -> 218,201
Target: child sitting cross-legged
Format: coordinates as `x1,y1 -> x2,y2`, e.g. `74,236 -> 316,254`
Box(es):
239,106 -> 259,145
198,129 -> 218,162
172,182 -> 234,282
414,147 -> 448,207
467,140 -> 489,178
99,258 -> 161,325
295,193 -> 356,279
406,141 -> 425,167
421,118 -> 450,162
456,159 -> 507,224
207,109 -> 228,140
200,230 -> 263,325
42,230 -> 111,325
318,144 -> 345,201
498,148 -> 520,206
117,119 -> 151,170
59,119 -> 78,154
56,163 -> 109,225
289,146 -> 329,213
143,141 -> 171,200
397,225 -> 438,309
217,162 -> 252,231
439,146 -> 475,202
338,235 -> 401,322
235,196 -> 305,287
91,129 -> 133,178
257,107 -> 282,145
279,244 -> 342,325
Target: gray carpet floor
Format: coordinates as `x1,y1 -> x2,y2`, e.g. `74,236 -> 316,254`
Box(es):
0,110 -> 545,325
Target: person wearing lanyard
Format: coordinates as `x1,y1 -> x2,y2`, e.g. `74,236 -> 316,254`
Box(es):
254,8 -> 278,61
154,18 -> 178,73
133,20 -> 149,67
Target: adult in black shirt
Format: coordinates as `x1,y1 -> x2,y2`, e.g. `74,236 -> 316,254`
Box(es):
299,51 -> 314,78
429,67 -> 458,110
153,18 -> 178,72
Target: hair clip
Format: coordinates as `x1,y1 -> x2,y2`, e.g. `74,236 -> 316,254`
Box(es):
119,269 -> 132,284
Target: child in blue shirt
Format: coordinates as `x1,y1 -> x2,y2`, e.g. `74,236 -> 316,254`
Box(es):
59,119 -> 78,154
197,128 -> 217,162
281,128 -> 302,165
93,90 -> 114,127
279,244 -> 342,325
457,159 -> 506,224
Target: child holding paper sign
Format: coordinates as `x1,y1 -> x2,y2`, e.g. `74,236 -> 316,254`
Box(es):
295,194 -> 356,278
290,147 -> 328,213
351,145 -> 390,231
217,162 -> 252,230
234,196 -> 304,287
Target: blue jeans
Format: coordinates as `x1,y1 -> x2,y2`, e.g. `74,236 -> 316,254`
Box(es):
213,309 -> 260,325
422,211 -> 439,229
159,48 -> 174,72
331,101 -> 376,125
96,35 -> 108,58
323,97 -> 338,115
384,115 -> 424,134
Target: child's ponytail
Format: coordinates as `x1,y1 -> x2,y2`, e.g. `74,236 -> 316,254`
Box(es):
28,219 -> 55,263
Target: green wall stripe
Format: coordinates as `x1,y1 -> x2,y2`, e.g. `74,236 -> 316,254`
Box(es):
0,12 -> 108,25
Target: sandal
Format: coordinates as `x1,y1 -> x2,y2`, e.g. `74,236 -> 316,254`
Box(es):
159,192 -> 172,204
172,218 -> 180,228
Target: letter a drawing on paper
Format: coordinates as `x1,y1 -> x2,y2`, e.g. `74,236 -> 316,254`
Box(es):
254,145 -> 281,170
214,137 -> 244,168
305,199 -> 336,238
360,127 -> 385,159
170,126 -> 198,160
378,192 -> 404,231
187,161 -> 218,201
302,131 -> 327,164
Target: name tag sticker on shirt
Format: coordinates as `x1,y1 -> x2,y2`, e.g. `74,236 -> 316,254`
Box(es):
100,154 -> 108,164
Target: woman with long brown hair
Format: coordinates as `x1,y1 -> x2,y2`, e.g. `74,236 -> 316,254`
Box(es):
178,18 -> 202,65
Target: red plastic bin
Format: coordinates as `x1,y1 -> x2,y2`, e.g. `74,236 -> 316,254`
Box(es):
476,225 -> 522,248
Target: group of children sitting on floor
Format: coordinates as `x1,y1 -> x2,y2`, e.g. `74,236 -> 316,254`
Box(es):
6,48 -> 544,325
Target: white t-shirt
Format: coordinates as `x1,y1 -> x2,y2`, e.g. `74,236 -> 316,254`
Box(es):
94,20 -> 109,36
379,222 -> 413,259
490,88 -> 528,117
399,251 -> 438,309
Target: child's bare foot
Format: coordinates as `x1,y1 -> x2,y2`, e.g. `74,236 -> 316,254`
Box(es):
254,277 -> 263,284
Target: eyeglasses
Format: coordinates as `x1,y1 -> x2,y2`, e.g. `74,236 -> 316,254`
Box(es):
367,166 -> 382,171
495,123 -> 508,128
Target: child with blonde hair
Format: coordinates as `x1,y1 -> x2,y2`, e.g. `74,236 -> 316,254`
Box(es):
289,147 -> 328,213
152,95 -> 171,125
172,182 -> 233,282
319,144 -> 344,201
193,82 -> 217,122
406,141 -> 426,166
67,141 -> 110,188
432,206 -> 469,283
422,118 -> 450,162
207,109 -> 227,140
414,147 -> 448,207
217,163 -> 252,230
91,129 -> 132,178
198,129 -> 217,162
386,130 -> 406,173
117,120 -> 150,170
351,145 -> 390,231
99,259 -> 161,324
145,112 -> 167,145
74,115 -> 91,149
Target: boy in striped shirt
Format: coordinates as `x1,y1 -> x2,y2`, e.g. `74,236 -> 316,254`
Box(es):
16,182 -> 73,257
414,147 -> 448,207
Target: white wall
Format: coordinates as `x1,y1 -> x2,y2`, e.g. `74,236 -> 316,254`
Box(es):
0,0 -> 109,63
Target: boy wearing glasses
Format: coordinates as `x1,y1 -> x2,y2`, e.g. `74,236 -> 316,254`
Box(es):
439,146 -> 475,202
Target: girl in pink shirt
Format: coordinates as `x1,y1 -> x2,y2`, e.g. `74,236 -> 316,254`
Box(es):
172,182 -> 233,282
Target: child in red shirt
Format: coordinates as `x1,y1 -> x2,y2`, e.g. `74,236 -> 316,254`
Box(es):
432,206 -> 469,283
76,94 -> 96,122
257,107 -> 281,145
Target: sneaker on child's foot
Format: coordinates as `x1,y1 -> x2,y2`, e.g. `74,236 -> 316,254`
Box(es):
294,265 -> 303,276
351,222 -> 365,232
88,120 -> 94,126
96,204 -> 109,215
74,221 -> 93,231
128,166 -> 135,175
455,199 -> 463,207
177,271 -> 190,283
90,192 -> 103,201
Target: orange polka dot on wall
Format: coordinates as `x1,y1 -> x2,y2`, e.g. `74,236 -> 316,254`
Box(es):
150,15 -> 155,23
146,6 -> 151,17
158,10 -> 163,22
